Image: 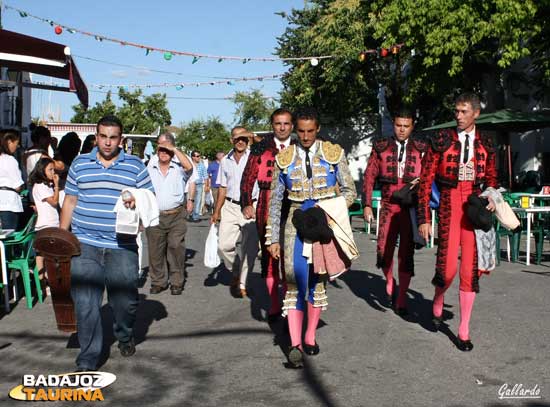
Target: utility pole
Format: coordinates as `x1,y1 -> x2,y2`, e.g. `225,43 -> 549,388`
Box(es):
0,0 -> 4,29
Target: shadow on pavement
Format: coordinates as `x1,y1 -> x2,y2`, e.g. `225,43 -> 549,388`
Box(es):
66,293 -> 168,369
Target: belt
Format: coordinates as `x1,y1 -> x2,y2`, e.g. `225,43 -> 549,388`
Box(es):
159,205 -> 184,216
225,197 -> 257,205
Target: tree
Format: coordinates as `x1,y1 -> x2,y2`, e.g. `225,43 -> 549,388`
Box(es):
276,0 -> 549,129
71,88 -> 171,134
176,117 -> 231,159
231,89 -> 276,131
71,91 -> 116,124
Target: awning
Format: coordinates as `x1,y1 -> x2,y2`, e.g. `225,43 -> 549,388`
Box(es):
0,29 -> 88,108
423,109 -> 550,132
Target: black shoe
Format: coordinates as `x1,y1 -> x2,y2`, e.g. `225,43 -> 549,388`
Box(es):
303,342 -> 320,356
432,315 -> 443,331
287,346 -> 304,368
396,307 -> 408,317
385,292 -> 396,308
118,339 -> 136,357
171,286 -> 183,295
456,338 -> 474,352
150,285 -> 168,294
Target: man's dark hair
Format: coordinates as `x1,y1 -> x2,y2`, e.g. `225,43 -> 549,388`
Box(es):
393,106 -> 415,121
30,126 -> 51,144
456,92 -> 481,111
293,107 -> 320,127
270,108 -> 293,124
96,115 -> 123,134
56,132 -> 82,166
81,134 -> 96,154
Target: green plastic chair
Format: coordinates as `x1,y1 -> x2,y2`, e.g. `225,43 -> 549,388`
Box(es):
501,193 -> 544,264
2,214 -> 43,309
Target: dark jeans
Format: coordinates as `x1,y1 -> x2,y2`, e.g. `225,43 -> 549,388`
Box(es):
146,208 -> 187,288
0,211 -> 19,230
70,243 -> 139,370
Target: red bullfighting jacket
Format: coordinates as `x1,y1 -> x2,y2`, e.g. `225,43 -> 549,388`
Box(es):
240,134 -> 292,277
417,128 -> 498,291
363,134 -> 428,207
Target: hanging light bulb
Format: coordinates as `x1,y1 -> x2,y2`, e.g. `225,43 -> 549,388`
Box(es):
310,58 -> 319,66
164,52 -> 173,61
358,51 -> 367,62
391,45 -> 399,55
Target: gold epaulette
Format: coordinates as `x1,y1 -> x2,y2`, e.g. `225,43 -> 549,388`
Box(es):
320,141 -> 343,164
275,144 -> 296,169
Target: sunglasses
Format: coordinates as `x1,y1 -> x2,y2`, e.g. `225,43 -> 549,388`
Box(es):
233,136 -> 249,144
192,154 -> 201,157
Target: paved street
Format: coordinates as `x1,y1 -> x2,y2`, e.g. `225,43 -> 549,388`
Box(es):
1,218 -> 549,407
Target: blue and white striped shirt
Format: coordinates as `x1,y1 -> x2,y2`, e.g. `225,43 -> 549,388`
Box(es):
65,147 -> 154,249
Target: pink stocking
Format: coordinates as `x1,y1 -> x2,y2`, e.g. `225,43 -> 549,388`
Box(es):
265,276 -> 281,315
304,302 -> 322,346
433,286 -> 446,318
384,269 -> 394,296
458,290 -> 476,340
396,273 -> 411,309
287,309 -> 304,348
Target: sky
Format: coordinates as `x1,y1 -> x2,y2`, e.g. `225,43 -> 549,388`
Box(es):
1,0 -> 305,127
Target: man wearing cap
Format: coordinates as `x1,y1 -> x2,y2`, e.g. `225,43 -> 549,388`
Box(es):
267,108 -> 356,368
363,107 -> 427,315
146,133 -> 193,295
210,126 -> 258,298
240,108 -> 294,323
418,92 -> 497,352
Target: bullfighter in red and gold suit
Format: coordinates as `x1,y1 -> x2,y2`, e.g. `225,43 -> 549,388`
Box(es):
241,108 -> 294,322
363,108 -> 427,315
418,93 -> 498,352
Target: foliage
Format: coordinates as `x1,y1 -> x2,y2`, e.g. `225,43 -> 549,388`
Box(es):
175,117 -> 231,160
231,89 -> 276,131
71,89 -> 171,134
276,0 -> 549,129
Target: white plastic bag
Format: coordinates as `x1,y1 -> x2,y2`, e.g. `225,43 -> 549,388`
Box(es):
204,223 -> 221,268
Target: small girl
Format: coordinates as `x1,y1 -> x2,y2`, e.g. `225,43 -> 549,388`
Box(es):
29,157 -> 60,291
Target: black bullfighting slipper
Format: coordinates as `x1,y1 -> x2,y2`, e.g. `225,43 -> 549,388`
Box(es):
456,338 -> 474,352
287,346 -> 304,368
303,342 -> 320,356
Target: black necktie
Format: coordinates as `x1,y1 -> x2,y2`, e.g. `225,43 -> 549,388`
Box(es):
304,148 -> 312,179
463,133 -> 470,164
398,140 -> 406,162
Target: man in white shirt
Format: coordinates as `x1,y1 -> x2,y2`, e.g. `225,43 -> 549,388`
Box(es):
211,127 -> 258,298
146,133 -> 193,295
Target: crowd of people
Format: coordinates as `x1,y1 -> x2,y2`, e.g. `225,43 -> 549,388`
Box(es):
0,92 -> 499,371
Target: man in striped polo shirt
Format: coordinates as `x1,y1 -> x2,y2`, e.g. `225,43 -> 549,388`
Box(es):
60,115 -> 154,372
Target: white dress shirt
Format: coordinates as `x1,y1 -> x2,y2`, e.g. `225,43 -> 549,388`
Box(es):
276,137 -> 292,151
297,140 -> 318,176
147,155 -> 192,211
396,138 -> 409,178
216,149 -> 254,201
458,127 -> 475,164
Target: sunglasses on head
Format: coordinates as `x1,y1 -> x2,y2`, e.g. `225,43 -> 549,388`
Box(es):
233,136 -> 249,144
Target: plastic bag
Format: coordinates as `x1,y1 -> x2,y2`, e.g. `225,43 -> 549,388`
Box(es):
205,190 -> 213,208
204,223 -> 221,268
